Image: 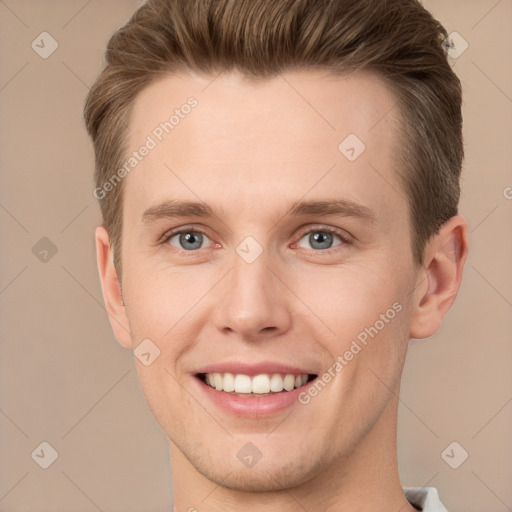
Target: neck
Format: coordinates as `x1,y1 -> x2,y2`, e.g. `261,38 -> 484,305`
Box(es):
170,392 -> 417,512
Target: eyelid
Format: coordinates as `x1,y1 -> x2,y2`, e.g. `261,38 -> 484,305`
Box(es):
159,226 -> 218,257
295,224 -> 353,242
158,224 -> 211,244
292,224 -> 353,251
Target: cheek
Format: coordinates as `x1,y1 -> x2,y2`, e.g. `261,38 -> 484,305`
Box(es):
123,263 -> 207,338
293,263 -> 402,336
124,267 -> 199,431
293,260 -> 414,390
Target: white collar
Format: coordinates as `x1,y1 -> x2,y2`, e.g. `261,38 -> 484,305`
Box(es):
403,487 -> 449,512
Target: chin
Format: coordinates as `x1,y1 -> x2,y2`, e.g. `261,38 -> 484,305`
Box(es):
182,442 -> 330,492
199,465 -> 309,492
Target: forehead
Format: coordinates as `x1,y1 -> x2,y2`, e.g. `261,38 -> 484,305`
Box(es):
123,69 -> 406,224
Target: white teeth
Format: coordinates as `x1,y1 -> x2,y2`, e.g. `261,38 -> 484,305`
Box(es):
252,374 -> 271,393
223,372 -> 235,392
283,374 -> 295,391
234,374 -> 252,393
214,373 -> 223,391
270,374 -> 284,392
203,372 -> 311,394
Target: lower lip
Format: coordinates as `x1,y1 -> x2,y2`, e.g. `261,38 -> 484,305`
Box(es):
194,376 -> 313,418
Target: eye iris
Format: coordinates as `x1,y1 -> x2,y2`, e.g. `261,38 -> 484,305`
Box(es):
310,231 -> 333,250
180,232 -> 203,250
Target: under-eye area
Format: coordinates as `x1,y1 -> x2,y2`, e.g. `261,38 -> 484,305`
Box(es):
196,372 -> 318,395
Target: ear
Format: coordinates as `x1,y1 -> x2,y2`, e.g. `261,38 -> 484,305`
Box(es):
409,215 -> 469,340
95,226 -> 133,349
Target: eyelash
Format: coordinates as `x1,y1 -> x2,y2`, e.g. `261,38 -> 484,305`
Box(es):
159,225 -> 353,255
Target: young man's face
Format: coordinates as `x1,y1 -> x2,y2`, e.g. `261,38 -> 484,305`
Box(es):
99,70 -> 438,490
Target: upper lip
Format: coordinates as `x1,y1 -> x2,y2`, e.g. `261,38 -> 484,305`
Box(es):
195,361 -> 317,377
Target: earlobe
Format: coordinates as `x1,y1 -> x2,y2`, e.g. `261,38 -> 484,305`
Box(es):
95,226 -> 133,349
409,215 -> 469,340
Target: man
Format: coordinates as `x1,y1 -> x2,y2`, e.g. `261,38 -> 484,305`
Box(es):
85,0 -> 468,510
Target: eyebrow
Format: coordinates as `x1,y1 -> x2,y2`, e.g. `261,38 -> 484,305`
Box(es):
141,199 -> 377,225
288,199 -> 377,224
141,200 -> 220,223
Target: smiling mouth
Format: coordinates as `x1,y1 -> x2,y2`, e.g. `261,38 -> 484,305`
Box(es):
196,372 -> 317,396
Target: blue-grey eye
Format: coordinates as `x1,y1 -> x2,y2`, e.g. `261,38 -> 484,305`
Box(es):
168,231 -> 209,250
297,230 -> 342,250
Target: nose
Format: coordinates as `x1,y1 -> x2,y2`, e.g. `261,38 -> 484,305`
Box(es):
212,246 -> 293,340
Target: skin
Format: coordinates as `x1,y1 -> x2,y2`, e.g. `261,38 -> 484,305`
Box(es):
95,69 -> 468,512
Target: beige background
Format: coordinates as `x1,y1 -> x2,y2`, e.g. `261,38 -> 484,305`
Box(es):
0,1 -> 511,511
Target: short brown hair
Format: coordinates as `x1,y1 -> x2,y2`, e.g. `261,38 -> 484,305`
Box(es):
84,0 -> 463,276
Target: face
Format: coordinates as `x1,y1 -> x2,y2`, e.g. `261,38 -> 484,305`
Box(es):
115,69 -> 421,490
